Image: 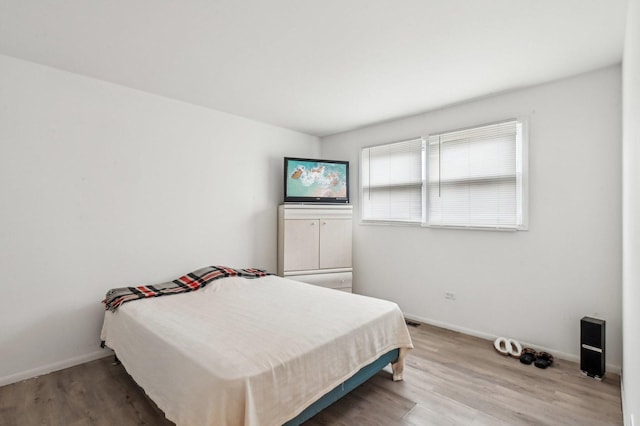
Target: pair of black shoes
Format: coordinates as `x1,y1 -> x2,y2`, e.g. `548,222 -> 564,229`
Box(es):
520,348 -> 554,369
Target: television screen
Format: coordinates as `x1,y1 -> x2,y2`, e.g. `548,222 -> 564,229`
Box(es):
284,157 -> 349,203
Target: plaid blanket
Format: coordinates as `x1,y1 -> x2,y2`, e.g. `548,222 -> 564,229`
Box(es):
103,266 -> 270,311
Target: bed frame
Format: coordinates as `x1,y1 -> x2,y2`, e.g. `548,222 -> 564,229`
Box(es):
105,347 -> 399,425
284,349 -> 400,425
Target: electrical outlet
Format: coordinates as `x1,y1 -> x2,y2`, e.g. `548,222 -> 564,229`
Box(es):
445,292 -> 456,300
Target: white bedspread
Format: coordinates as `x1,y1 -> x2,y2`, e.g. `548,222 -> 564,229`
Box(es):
100,275 -> 413,426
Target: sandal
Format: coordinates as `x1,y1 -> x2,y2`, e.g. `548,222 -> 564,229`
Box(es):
507,339 -> 523,357
520,348 -> 536,365
534,352 -> 554,369
493,337 -> 509,355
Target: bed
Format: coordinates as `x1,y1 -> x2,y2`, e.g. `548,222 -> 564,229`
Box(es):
100,270 -> 413,426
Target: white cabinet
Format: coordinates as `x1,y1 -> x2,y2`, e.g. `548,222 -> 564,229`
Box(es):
319,219 -> 352,269
282,219 -> 320,271
278,205 -> 353,292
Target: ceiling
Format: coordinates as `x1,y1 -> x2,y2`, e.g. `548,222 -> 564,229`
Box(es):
0,1 -> 628,137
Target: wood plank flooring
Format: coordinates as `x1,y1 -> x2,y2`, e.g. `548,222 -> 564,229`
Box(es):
0,323 -> 622,425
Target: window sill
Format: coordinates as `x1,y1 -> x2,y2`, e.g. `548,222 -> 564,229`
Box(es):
359,221 -> 528,231
360,220 -> 422,227
423,224 -> 527,232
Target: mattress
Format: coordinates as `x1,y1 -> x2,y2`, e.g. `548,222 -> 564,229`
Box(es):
100,274 -> 413,426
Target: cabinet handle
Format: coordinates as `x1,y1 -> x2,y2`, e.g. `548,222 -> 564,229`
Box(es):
322,221 -> 327,225
310,222 -> 315,226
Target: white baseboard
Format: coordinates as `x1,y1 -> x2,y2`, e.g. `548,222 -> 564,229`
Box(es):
621,377 -> 627,425
403,312 -> 621,375
621,376 -> 635,426
0,349 -> 112,387
1,315 -> 622,388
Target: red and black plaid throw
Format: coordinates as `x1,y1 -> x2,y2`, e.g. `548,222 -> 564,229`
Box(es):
102,266 -> 270,311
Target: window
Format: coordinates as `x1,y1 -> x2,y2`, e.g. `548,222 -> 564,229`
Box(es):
361,138 -> 424,223
359,119 -> 528,230
427,120 -> 527,229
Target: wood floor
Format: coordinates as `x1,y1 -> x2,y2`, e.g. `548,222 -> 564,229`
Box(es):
0,323 -> 622,425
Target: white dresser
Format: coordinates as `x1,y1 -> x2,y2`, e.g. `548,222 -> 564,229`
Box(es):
277,204 -> 353,292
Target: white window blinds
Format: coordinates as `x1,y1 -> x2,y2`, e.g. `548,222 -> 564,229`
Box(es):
361,138 -> 424,222
427,120 -> 525,229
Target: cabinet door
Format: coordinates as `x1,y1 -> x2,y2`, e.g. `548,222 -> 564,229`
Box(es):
283,219 -> 320,271
319,219 -> 352,269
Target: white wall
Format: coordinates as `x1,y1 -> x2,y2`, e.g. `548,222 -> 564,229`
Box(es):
622,0 -> 640,423
322,66 -> 622,370
0,54 -> 319,386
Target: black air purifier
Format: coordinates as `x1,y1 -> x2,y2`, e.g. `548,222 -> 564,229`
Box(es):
580,316 -> 605,380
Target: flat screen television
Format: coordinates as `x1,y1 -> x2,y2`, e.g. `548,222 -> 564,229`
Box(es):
284,157 -> 349,204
